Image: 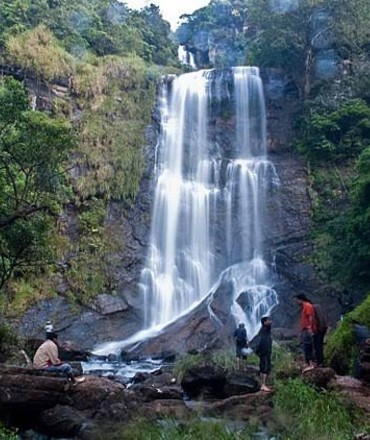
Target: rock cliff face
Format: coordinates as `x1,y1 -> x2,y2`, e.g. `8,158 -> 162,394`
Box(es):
16,67 -> 339,352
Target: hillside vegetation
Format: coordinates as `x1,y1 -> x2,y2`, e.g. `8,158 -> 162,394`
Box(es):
0,0 -> 179,309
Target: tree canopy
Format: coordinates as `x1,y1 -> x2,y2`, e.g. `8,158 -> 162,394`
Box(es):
0,0 -> 178,65
0,77 -> 74,291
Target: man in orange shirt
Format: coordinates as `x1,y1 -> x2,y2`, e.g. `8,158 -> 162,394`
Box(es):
295,294 -> 316,372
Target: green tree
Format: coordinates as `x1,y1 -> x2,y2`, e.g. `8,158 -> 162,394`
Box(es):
0,77 -> 74,291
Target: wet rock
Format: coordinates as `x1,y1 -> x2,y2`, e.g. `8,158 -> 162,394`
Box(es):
131,372 -> 151,384
90,294 -> 129,315
19,297 -> 142,351
334,375 -> 363,389
140,399 -> 191,420
302,367 -> 336,389
204,392 -> 273,423
130,384 -> 182,402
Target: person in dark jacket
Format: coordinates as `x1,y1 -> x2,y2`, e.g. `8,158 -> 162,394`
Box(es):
234,323 -> 248,369
255,316 -> 273,392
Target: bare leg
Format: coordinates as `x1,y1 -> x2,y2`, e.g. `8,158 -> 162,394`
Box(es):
260,373 -> 272,392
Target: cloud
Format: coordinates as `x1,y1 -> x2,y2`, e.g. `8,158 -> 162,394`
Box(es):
122,0 -> 210,29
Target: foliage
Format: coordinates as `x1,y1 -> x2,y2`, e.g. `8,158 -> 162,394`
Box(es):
326,294 -> 370,373
330,0 -> 370,58
271,344 -> 299,380
273,378 -> 359,439
92,418 -> 260,440
130,4 -> 178,65
297,99 -> 370,162
174,349 -> 238,380
0,0 -> 178,66
0,77 -> 74,292
63,198 -> 121,303
0,320 -> 21,360
307,144 -> 370,287
74,55 -> 156,202
0,423 -> 17,440
6,25 -> 75,80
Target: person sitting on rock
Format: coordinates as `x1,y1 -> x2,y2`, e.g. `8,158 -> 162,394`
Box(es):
33,332 -> 85,385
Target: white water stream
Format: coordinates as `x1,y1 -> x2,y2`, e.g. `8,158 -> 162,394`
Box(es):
93,67 -> 279,357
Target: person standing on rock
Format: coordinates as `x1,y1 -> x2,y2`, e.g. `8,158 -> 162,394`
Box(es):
33,332 -> 85,385
255,316 -> 273,392
295,294 -> 316,372
312,302 -> 328,367
234,323 -> 248,369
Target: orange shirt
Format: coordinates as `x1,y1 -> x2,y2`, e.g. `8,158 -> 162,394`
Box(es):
300,302 -> 317,332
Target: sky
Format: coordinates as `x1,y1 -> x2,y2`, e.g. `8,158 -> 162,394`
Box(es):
123,0 -> 210,30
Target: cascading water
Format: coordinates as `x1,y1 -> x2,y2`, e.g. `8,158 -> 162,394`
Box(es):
141,66 -> 279,339
93,66 -> 279,356
140,71 -> 217,328
178,45 -> 196,69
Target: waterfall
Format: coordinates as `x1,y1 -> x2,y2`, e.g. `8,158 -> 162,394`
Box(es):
178,45 -> 196,69
141,67 -> 279,339
93,67 -> 280,356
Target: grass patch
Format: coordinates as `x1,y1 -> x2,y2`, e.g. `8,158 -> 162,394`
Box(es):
174,348 -> 263,381
92,418 -> 260,440
63,198 -> 121,303
271,343 -> 300,380
174,349 -> 241,380
273,378 -> 360,440
74,55 -> 156,202
6,25 -> 74,80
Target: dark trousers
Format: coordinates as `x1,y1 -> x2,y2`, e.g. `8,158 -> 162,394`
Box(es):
302,330 -> 313,364
259,354 -> 271,375
313,331 -> 326,366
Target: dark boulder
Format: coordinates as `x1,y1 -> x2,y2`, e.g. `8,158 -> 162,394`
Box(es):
39,404 -> 87,437
181,365 -> 226,399
302,367 -> 336,389
129,384 -> 182,402
223,373 -> 260,396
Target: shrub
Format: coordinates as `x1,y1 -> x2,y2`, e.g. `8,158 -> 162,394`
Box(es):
6,25 -> 75,80
273,378 -> 357,440
0,321 -> 22,361
326,293 -> 370,374
174,349 -> 239,381
297,99 -> 370,162
92,418 -> 259,440
0,424 -> 17,440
